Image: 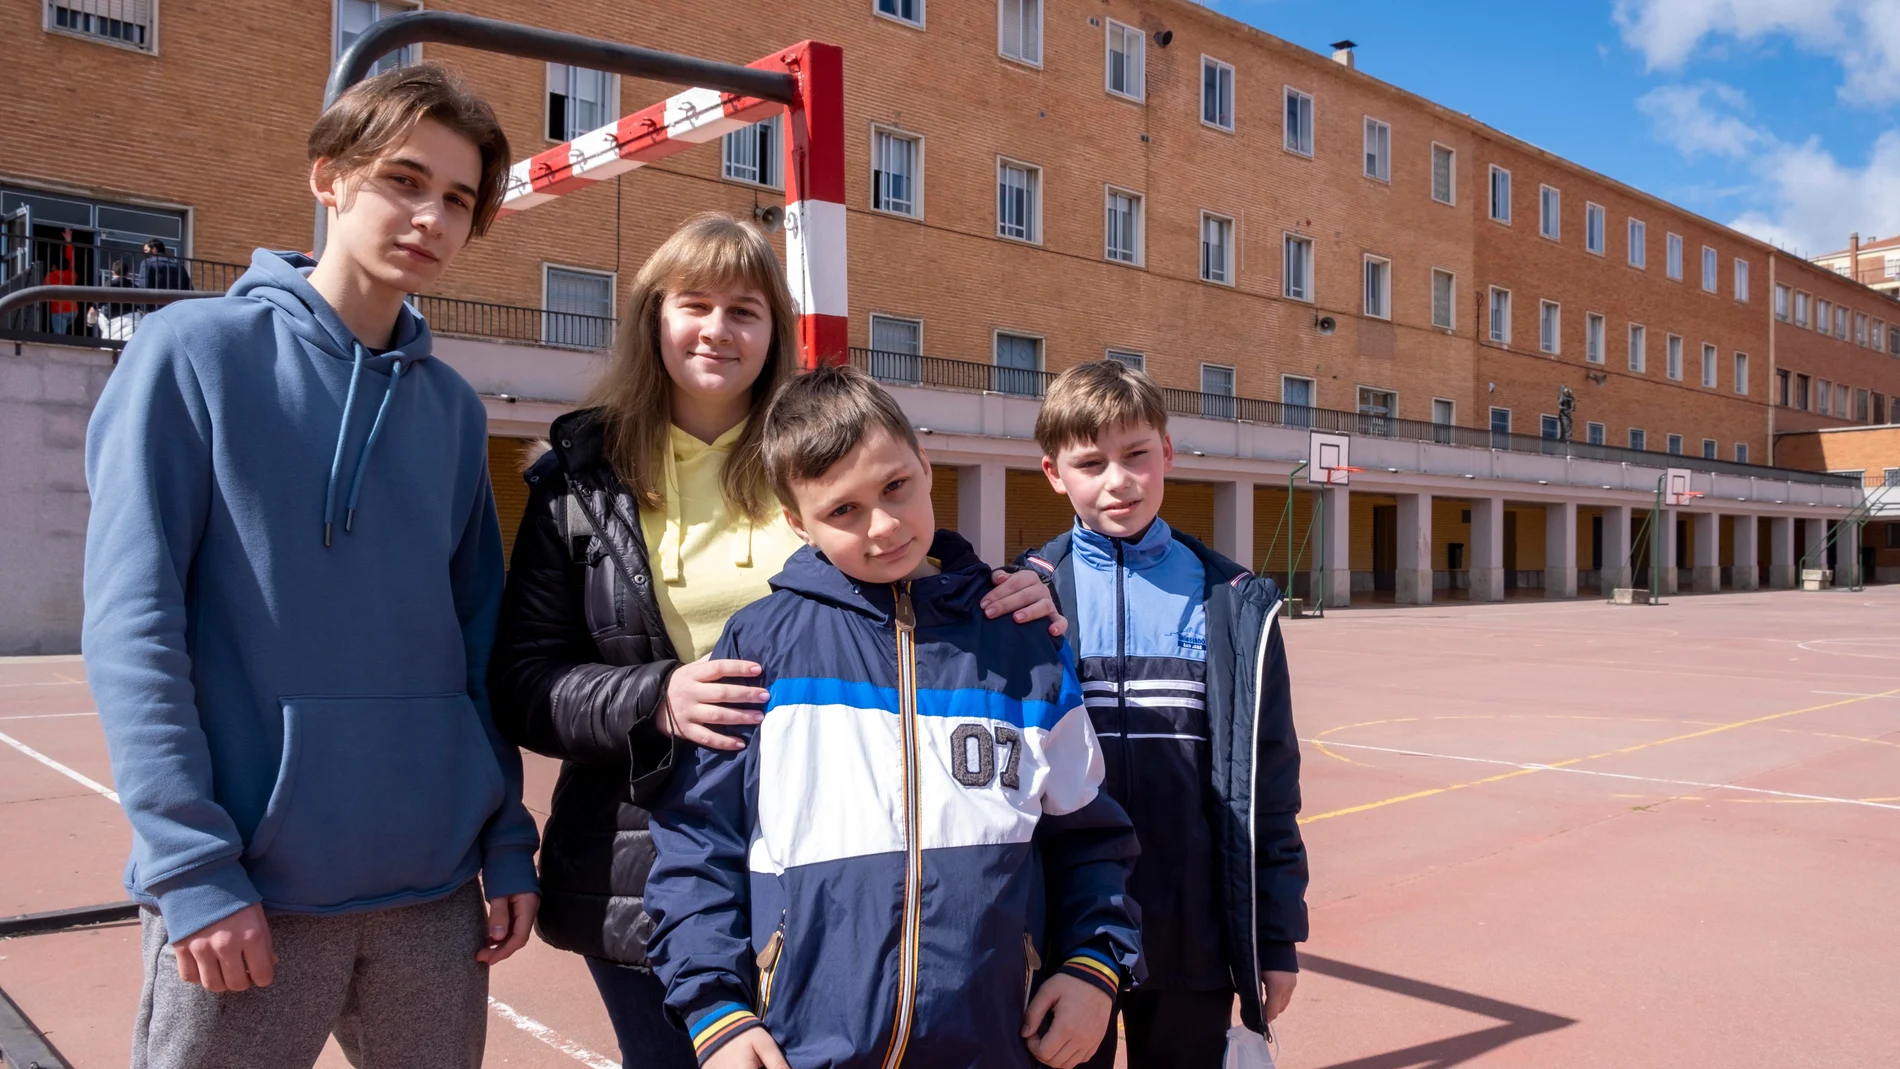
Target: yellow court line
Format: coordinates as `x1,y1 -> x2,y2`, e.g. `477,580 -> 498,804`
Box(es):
1298,686 -> 1900,826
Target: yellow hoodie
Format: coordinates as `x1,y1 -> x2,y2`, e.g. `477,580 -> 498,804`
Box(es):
639,420 -> 808,661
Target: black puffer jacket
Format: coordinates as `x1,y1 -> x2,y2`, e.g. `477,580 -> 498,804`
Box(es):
490,408 -> 680,965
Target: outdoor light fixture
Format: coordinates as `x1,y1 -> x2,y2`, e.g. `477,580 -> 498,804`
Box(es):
1191,450 -> 1206,456
1538,480 -> 1549,485
1386,467 -> 1400,473
494,393 -> 517,403
1463,473 -> 1475,479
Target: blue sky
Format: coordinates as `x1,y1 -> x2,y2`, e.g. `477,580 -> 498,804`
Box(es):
1218,0 -> 1900,258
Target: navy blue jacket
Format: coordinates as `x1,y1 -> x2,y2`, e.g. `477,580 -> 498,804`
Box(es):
1022,520 -> 1307,1034
646,532 -> 1142,1067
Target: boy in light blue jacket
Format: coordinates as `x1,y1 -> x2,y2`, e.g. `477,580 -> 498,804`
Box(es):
83,64 -> 538,1069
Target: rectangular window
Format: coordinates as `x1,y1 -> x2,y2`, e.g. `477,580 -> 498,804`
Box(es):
1776,369 -> 1790,406
1734,351 -> 1748,394
1734,258 -> 1750,301
1364,256 -> 1391,319
1667,434 -> 1683,456
1795,374 -> 1810,411
1105,349 -> 1144,370
1431,269 -> 1455,329
1284,87 -> 1314,155
1818,378 -> 1832,415
1701,342 -> 1717,388
993,331 -> 1042,396
1891,326 -> 1900,354
1433,398 -> 1456,426
1629,428 -> 1647,451
338,1 -> 418,74
1587,421 -> 1606,445
1201,364 -> 1236,419
1628,218 -> 1647,268
1836,305 -> 1849,337
1202,58 -> 1235,131
1541,414 -> 1561,441
997,160 -> 1040,242
1200,213 -> 1234,285
1666,333 -> 1683,380
1666,232 -> 1683,280
542,265 -> 615,350
1489,407 -> 1512,448
1889,253 -> 1900,279
1586,202 -> 1605,254
1283,234 -> 1314,301
1774,283 -> 1789,320
1432,144 -> 1455,204
1875,319 -> 1887,350
1817,299 -> 1832,334
1794,291 -> 1810,327
876,0 -> 923,27
1104,188 -> 1143,265
872,129 -> 921,217
1539,300 -> 1560,354
868,314 -> 923,384
1488,287 -> 1511,343
1856,387 -> 1871,422
1838,383 -> 1850,416
1364,118 -> 1391,181
1586,312 -> 1605,363
1628,323 -> 1646,372
1489,166 -> 1511,222
548,63 -> 613,142
1282,376 -> 1316,426
49,0 -> 156,50
1701,246 -> 1717,292
1735,443 -> 1749,464
721,114 -> 782,189
1702,439 -> 1717,460
1539,185 -> 1561,240
1105,19 -> 1144,100
999,0 -> 1042,65
1856,312 -> 1868,345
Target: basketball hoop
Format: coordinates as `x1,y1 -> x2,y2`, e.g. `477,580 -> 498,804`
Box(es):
1323,465 -> 1364,487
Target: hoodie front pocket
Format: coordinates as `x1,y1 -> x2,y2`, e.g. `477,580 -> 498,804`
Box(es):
244,693 -> 505,909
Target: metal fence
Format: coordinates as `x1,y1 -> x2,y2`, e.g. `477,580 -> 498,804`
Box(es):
847,347 -> 1861,489
412,293 -> 616,350
0,249 -> 239,344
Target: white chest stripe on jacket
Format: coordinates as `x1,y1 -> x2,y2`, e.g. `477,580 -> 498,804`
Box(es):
1247,598 -> 1281,1014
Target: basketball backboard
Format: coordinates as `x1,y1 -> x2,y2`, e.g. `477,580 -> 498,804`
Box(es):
1664,467 -> 1695,507
1308,432 -> 1352,485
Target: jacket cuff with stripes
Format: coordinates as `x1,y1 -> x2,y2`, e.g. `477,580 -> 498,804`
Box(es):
1057,945 -> 1124,999
683,998 -> 764,1065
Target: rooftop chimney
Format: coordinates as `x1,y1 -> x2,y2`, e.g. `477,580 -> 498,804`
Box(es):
1331,39 -> 1357,68
1851,232 -> 1861,280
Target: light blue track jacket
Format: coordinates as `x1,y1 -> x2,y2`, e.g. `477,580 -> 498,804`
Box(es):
81,249 -> 539,942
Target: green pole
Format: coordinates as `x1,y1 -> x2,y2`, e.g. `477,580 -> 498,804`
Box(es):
1288,462 -> 1308,602
1651,475 -> 1664,605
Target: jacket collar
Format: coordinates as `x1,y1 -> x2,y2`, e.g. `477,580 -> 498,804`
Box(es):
770,530 -> 990,626
1071,516 -> 1177,572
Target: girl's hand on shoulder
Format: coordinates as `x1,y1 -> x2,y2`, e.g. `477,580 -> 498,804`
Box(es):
660,655 -> 770,752
983,569 -> 1069,638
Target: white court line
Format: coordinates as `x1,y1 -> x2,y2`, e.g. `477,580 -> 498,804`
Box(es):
1302,738 -> 1900,812
0,730 -> 119,802
0,680 -> 85,688
0,712 -> 98,721
1812,691 -> 1900,700
488,998 -> 620,1069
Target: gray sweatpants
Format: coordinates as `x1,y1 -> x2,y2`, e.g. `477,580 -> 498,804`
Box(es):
132,880 -> 489,1069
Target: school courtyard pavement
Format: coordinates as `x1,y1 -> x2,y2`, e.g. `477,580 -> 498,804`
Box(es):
2,585 -> 1897,1068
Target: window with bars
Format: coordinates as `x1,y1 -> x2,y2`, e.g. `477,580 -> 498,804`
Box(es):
1284,87 -> 1314,154
1203,58 -> 1235,130
1105,349 -> 1144,370
1364,118 -> 1390,181
1106,20 -> 1144,100
997,161 -> 1039,242
1667,434 -> 1683,456
1490,407 -> 1512,448
876,0 -> 923,26
721,114 -> 781,189
1587,422 -> 1606,445
872,129 -> 920,216
1283,235 -> 1314,301
49,0 -> 153,50
1104,189 -> 1142,265
868,314 -> 923,384
1201,364 -> 1236,418
1432,144 -> 1455,204
1629,428 -> 1647,451
993,332 -> 1042,396
543,266 -> 614,350
999,0 -> 1042,65
1432,269 -> 1455,329
1364,256 -> 1391,319
1702,439 -> 1717,460
1201,213 -> 1234,285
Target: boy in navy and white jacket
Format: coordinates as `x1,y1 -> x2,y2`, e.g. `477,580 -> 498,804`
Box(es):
645,366 -> 1141,1069
1019,360 -> 1309,1069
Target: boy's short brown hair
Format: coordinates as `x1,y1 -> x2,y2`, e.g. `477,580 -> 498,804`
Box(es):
307,62 -> 511,237
762,365 -> 922,509
1035,359 -> 1170,456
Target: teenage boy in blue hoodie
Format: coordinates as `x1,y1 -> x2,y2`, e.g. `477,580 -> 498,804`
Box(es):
82,65 -> 539,1069
646,367 -> 1142,1069
1018,360 -> 1309,1069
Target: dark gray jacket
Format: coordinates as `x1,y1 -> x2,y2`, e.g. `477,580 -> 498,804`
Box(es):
490,408 -> 678,964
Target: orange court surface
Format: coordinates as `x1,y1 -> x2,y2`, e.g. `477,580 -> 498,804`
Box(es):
3,585 -> 1898,1069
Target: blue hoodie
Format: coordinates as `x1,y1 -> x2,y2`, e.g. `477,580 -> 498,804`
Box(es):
81,249 -> 539,942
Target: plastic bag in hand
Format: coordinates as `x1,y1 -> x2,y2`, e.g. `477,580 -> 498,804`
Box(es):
1223,1026 -> 1277,1069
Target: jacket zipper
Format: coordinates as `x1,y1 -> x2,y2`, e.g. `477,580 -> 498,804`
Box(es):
1114,539 -> 1130,804
879,581 -> 922,1069
756,918 -> 786,1015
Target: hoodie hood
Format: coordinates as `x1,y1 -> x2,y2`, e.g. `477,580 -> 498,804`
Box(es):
230,250 -> 435,545
769,530 -> 991,625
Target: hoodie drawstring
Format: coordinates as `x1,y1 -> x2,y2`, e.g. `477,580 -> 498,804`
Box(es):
323,344 -> 367,548
659,445 -> 685,582
344,359 -> 404,533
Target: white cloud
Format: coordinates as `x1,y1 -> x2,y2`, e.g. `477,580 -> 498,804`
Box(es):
1638,80 -> 1900,254
1615,0 -> 1900,104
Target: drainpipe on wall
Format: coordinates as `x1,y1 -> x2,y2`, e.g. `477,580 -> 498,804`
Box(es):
1767,252 -> 1777,466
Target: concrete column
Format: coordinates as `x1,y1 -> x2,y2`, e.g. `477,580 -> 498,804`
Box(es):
1468,497 -> 1504,602
1317,485 -> 1351,609
1395,491 -> 1434,605
1545,500 -> 1578,598
1802,517 -> 1827,578
1838,521 -> 1862,587
1769,516 -> 1795,589
1600,504 -> 1632,596
1213,479 -> 1255,573
1731,514 -> 1760,591
1691,512 -> 1720,593
1657,509 -> 1679,595
957,462 -> 1007,569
